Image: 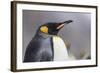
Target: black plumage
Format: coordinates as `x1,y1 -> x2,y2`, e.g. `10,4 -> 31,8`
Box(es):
24,34 -> 53,62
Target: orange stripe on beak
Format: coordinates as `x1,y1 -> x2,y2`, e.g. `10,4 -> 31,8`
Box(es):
57,24 -> 64,29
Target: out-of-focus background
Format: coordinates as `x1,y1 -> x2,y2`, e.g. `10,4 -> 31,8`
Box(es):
23,10 -> 91,60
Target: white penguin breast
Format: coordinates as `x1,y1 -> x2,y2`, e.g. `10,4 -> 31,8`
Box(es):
53,36 -> 69,61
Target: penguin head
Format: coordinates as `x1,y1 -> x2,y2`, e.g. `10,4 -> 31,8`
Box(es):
39,20 -> 73,35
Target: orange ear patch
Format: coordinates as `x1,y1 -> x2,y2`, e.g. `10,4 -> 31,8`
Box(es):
40,26 -> 48,33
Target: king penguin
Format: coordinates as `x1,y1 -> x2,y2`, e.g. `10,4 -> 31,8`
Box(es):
23,20 -> 73,62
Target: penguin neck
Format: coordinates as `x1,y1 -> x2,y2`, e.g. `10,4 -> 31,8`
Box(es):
35,31 -> 52,39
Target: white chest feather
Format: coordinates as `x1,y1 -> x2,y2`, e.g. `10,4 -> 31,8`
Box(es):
53,36 -> 69,61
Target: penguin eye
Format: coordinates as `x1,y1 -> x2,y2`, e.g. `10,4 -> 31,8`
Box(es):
40,26 -> 48,33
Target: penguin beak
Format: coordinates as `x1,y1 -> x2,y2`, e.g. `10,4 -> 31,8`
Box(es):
57,20 -> 73,30
57,24 -> 64,29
